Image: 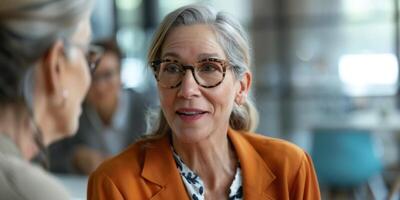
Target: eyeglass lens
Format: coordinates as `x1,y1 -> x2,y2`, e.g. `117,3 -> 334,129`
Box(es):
154,59 -> 226,88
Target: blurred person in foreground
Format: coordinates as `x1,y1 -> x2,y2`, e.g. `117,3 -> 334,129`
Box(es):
0,0 -> 97,199
49,39 -> 156,175
88,4 -> 320,200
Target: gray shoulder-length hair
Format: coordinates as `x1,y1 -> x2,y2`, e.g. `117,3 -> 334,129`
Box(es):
146,4 -> 259,138
0,0 -> 93,104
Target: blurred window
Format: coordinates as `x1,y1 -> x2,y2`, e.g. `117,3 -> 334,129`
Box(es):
339,53 -> 398,96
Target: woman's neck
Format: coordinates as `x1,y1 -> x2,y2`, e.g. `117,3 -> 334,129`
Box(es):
172,129 -> 237,191
0,104 -> 38,160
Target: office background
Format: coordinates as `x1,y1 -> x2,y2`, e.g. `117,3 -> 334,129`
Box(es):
76,0 -> 400,198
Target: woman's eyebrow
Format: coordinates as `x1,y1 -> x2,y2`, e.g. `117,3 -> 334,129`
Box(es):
161,52 -> 181,59
198,53 -> 221,60
161,52 -> 222,61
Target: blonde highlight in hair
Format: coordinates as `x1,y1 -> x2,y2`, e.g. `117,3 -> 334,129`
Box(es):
230,99 -> 259,132
146,4 -> 259,138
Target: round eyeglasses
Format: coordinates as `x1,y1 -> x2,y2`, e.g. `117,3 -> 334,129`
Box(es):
150,58 -> 230,89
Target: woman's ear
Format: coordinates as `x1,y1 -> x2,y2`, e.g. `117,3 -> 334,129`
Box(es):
235,71 -> 252,105
40,39 -> 66,104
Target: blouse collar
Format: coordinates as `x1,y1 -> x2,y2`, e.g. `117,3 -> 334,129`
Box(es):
172,147 -> 243,200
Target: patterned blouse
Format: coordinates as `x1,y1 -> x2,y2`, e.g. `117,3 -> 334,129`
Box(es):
172,150 -> 243,200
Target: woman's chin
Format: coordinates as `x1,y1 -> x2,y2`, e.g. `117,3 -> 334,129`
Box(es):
172,128 -> 211,144
58,119 -> 79,140
68,120 -> 80,137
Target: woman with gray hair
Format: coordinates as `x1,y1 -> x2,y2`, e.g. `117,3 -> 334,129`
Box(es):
88,4 -> 320,200
0,0 -> 97,199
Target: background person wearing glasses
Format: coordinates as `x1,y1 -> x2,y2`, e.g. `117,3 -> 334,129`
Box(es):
49,38 -> 157,175
0,0 -> 97,199
88,4 -> 320,200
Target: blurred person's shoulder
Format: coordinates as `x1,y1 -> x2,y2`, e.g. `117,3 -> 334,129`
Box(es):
90,135 -> 165,180
123,87 -> 140,96
123,87 -> 149,98
0,153 -> 70,200
123,87 -> 159,107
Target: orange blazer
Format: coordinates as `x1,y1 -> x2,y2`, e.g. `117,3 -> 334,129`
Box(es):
88,129 -> 320,200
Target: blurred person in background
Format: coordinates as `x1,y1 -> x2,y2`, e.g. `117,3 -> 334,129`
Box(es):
88,4 -> 320,200
0,0 -> 96,199
49,38 -> 157,175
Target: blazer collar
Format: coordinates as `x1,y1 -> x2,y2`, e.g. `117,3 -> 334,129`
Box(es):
228,128 -> 276,199
141,130 -> 276,200
141,135 -> 190,200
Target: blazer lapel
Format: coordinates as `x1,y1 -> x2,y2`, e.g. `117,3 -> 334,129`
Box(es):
140,130 -> 276,200
141,135 -> 190,200
228,129 -> 276,200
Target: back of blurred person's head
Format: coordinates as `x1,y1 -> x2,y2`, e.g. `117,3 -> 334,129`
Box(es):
0,0 -> 94,160
0,0 -> 93,104
86,38 -> 123,121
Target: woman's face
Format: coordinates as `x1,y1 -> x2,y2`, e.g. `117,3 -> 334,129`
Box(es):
61,19 -> 92,136
86,51 -> 121,108
158,24 -> 245,143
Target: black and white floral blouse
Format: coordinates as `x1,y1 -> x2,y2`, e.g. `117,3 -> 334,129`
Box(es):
172,149 -> 243,200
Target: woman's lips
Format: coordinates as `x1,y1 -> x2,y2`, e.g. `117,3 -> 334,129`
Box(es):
176,108 -> 208,122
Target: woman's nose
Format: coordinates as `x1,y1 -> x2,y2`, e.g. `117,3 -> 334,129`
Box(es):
177,69 -> 201,98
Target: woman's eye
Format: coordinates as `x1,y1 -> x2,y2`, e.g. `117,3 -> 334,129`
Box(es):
164,64 -> 182,73
199,63 -> 220,72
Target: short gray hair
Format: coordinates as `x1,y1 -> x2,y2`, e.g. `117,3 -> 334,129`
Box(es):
146,4 -> 259,138
0,0 -> 93,103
